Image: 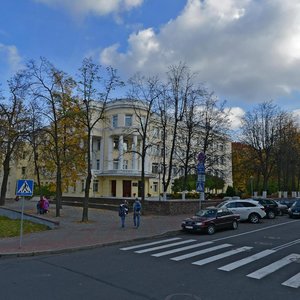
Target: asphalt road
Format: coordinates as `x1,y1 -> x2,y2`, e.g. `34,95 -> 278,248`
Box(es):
0,216 -> 299,300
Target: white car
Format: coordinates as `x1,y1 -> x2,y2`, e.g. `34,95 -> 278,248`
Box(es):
217,199 -> 266,223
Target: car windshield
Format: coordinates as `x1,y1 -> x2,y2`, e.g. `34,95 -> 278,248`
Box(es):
195,209 -> 217,218
292,201 -> 300,207
216,202 -> 226,208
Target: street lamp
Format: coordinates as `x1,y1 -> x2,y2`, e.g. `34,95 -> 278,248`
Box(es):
250,176 -> 253,197
158,163 -> 162,201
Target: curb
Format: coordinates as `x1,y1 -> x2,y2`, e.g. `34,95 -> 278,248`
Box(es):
0,230 -> 181,258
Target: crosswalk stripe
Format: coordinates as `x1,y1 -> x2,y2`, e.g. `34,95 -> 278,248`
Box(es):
218,249 -> 276,271
192,246 -> 253,266
247,253 -> 300,279
281,272 -> 300,288
135,239 -> 197,254
170,243 -> 232,261
152,241 -> 213,257
120,238 -> 182,251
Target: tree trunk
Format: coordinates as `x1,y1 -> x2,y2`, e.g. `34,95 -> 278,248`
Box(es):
0,157 -> 10,206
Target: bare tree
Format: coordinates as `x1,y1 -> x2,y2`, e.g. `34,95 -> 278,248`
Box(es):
241,101 -> 281,192
0,72 -> 29,205
197,93 -> 231,177
76,58 -> 123,222
156,63 -> 194,199
126,74 -> 161,201
27,57 -> 76,217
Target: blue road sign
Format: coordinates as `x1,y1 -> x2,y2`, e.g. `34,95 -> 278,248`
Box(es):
16,179 -> 34,196
196,181 -> 205,192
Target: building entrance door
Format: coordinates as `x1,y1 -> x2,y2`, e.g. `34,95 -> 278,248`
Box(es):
123,180 -> 131,197
111,180 -> 116,197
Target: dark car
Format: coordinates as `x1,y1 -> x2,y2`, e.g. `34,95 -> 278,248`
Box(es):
288,199 -> 300,218
252,198 -> 280,219
277,198 -> 297,209
181,208 -> 240,235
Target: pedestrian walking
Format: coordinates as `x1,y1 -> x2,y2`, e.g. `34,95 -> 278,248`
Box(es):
118,200 -> 129,228
133,198 -> 142,228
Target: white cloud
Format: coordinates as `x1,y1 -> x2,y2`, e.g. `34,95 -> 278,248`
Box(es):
99,0 -> 300,105
0,43 -> 23,73
226,107 -> 245,130
34,0 -> 143,16
292,109 -> 300,126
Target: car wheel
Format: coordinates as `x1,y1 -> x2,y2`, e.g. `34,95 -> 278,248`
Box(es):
267,210 -> 275,219
232,220 -> 238,230
249,213 -> 260,224
207,224 -> 216,235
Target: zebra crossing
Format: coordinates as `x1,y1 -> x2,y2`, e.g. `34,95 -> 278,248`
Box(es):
120,237 -> 300,289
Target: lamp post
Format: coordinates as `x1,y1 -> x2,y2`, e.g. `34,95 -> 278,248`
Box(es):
158,163 -> 162,201
250,176 -> 253,197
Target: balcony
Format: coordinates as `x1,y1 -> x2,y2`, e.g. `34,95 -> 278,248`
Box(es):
92,169 -> 155,178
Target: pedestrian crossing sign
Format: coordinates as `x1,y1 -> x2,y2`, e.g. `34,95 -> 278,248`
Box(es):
16,179 -> 34,196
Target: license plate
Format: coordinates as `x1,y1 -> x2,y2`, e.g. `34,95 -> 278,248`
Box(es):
185,226 -> 193,229
293,212 -> 300,215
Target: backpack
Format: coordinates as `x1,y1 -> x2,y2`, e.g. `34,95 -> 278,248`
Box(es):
119,204 -> 128,217
134,201 -> 141,212
119,205 -> 125,217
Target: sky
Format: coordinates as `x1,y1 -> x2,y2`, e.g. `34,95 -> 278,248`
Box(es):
1,0 -> 300,130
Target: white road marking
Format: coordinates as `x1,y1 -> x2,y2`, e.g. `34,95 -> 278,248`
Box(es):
282,272 -> 300,288
170,244 -> 232,261
247,253 -> 300,279
218,249 -> 276,271
192,246 -> 253,266
152,241 -> 213,257
135,239 -> 196,254
120,238 -> 182,251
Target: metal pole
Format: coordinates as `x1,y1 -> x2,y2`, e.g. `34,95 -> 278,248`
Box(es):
19,196 -> 25,248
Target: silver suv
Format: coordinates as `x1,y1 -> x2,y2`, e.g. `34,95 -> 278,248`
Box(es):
217,199 -> 266,223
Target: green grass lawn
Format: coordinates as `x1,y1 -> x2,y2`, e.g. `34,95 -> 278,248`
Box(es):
0,216 -> 49,238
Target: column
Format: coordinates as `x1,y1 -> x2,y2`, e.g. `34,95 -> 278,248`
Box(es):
100,137 -> 104,172
118,135 -> 123,170
108,136 -> 113,170
132,135 -> 137,170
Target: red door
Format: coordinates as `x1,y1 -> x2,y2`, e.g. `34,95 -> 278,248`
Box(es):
123,180 -> 131,197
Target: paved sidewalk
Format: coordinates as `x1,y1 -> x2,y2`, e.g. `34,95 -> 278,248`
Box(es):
0,199 -> 190,257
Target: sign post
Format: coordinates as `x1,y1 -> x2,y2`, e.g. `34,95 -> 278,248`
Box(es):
16,179 -> 34,248
196,152 -> 206,210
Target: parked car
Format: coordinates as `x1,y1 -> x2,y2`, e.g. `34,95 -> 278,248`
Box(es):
252,198 -> 280,219
217,199 -> 266,224
277,198 -> 297,209
288,199 -> 300,218
181,208 -> 240,235
275,200 -> 288,215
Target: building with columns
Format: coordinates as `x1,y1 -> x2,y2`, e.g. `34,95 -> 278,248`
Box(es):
1,98 -> 233,199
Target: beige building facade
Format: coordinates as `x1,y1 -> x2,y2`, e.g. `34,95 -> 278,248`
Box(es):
1,99 -> 233,199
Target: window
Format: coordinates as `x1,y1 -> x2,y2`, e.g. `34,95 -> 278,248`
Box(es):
112,115 -> 118,127
153,127 -> 159,138
93,180 -> 99,192
113,138 -> 119,150
125,114 -> 132,126
72,182 -> 76,192
81,180 -> 85,192
153,182 -> 158,192
97,139 -> 101,151
152,163 -> 159,174
96,159 -> 100,170
123,140 -> 128,152
113,159 -> 119,170
123,160 -> 128,169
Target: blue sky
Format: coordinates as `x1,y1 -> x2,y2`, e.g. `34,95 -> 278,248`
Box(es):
1,0 -> 300,128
